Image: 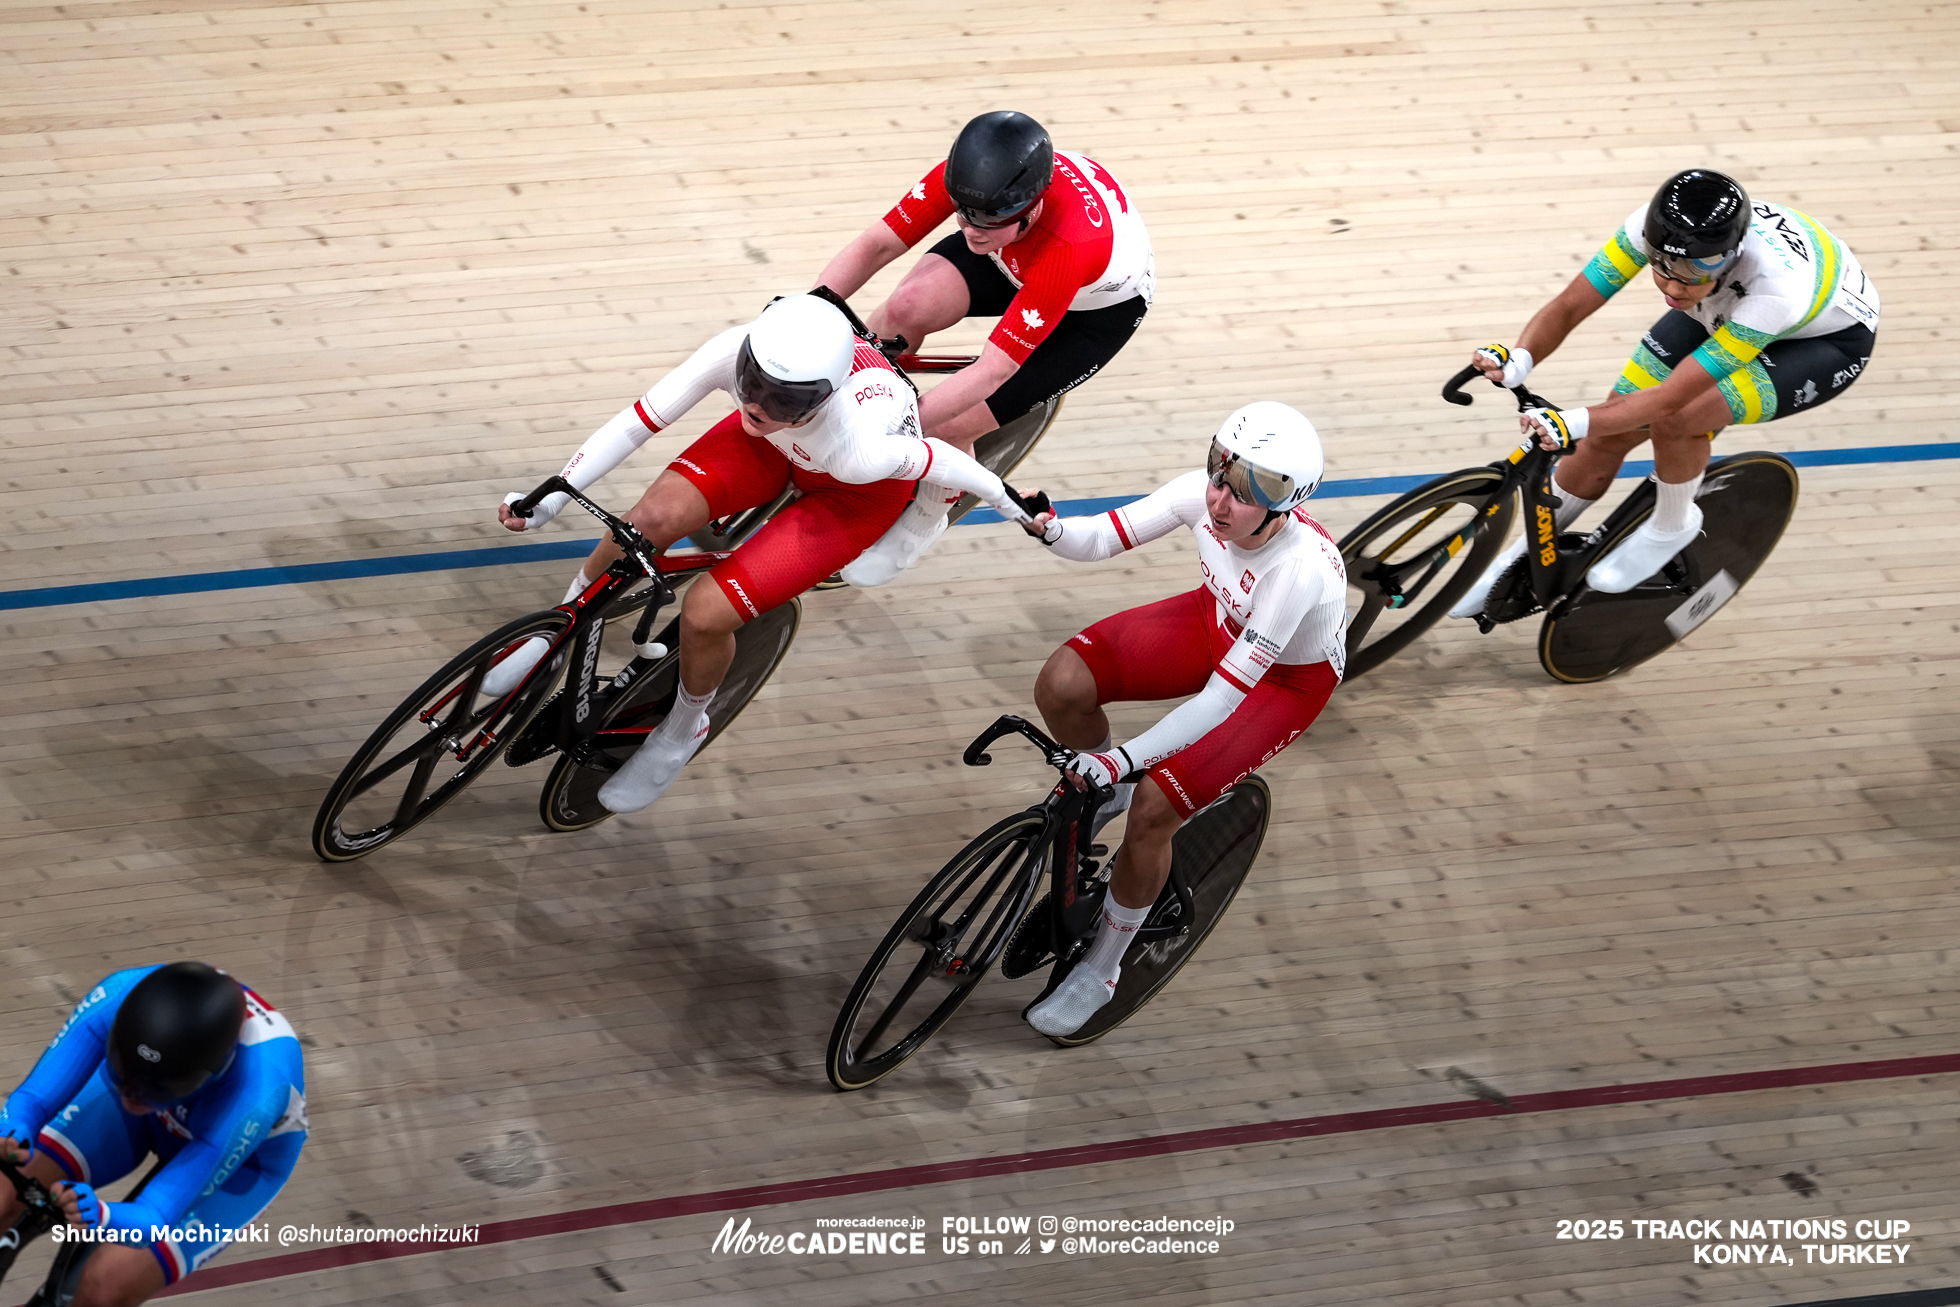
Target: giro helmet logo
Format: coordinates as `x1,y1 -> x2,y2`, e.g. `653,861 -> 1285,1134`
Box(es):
138,1043 -> 162,1063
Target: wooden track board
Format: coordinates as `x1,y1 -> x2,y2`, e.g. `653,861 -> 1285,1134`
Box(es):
2,1 -> 1956,1303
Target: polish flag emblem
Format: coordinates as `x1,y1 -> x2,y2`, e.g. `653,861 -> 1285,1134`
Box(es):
1021,308 -> 1045,330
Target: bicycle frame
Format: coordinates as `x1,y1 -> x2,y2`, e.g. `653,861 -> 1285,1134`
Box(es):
1389,366 -> 1665,624
502,476 -> 734,773
964,715 -> 1196,965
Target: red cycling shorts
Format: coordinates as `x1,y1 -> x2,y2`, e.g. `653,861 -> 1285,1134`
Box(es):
1067,585 -> 1338,818
667,412 -> 914,620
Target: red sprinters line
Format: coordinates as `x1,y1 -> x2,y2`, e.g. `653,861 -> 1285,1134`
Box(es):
159,1050 -> 1960,1297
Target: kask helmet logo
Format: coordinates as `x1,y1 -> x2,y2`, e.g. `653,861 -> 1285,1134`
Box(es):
138,1043 -> 162,1062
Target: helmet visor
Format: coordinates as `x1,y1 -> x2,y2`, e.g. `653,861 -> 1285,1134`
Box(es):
1206,438 -> 1297,511
954,197 -> 1036,230
733,337 -> 834,423
1649,247 -> 1737,286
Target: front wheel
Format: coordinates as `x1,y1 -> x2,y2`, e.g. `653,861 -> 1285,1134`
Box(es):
1046,775 -> 1273,1047
1538,451 -> 1798,683
826,810 -> 1049,1091
311,609 -> 572,861
536,597 -> 801,832
1338,468 -> 1514,679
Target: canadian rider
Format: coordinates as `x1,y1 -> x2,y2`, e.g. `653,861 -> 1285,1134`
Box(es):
816,110 -> 1154,586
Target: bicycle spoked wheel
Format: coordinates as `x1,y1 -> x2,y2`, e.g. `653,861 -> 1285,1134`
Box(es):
1539,452 -> 1798,683
826,810 -> 1049,1091
1339,468 -> 1513,680
946,395 -> 1064,525
311,609 -> 573,861
537,596 -> 801,832
1047,775 -> 1273,1048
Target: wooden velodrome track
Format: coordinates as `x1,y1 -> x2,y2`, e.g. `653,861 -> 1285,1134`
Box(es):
3,0 -> 1957,1303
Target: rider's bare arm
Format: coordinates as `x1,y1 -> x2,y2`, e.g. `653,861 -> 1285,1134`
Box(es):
1574,355 -> 1721,439
915,343 -> 1019,438
1475,273 -> 1608,379
814,222 -> 909,301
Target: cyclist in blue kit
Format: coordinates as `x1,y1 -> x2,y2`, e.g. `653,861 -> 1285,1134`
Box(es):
0,962 -> 307,1303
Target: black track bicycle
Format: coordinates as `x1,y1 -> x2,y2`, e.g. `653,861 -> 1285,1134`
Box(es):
0,1158 -> 158,1307
310,476 -> 799,859
826,715 -> 1272,1091
1337,365 -> 1799,682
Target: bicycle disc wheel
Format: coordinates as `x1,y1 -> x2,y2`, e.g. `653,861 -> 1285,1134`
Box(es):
537,596 -> 801,832
1047,775 -> 1273,1048
1339,468 -> 1513,679
826,810 -> 1049,1091
311,609 -> 573,861
945,395 -> 1064,525
1538,452 -> 1798,683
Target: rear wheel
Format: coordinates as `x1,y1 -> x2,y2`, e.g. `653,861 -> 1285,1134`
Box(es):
312,609 -> 572,861
536,596 -> 801,832
1338,468 -> 1513,679
1047,775 -> 1273,1047
1538,452 -> 1798,682
826,811 -> 1049,1091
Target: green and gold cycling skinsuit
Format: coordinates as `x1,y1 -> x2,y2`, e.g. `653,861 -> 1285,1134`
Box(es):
1583,199 -> 1880,425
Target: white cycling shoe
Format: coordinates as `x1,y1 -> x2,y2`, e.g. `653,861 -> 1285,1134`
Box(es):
1026,967 -> 1119,1038
841,493 -> 954,589
1585,506 -> 1703,594
596,715 -> 710,814
1449,536 -> 1529,619
479,635 -> 551,698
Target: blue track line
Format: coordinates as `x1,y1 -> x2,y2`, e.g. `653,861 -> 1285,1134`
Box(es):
4,441 -> 1954,613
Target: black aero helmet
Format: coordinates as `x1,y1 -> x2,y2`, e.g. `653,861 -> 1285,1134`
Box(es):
107,963 -> 245,1104
1643,169 -> 1751,285
945,111 -> 1054,229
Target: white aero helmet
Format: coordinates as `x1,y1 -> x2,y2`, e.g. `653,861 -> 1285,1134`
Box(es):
734,294 -> 857,423
1206,401 -> 1324,513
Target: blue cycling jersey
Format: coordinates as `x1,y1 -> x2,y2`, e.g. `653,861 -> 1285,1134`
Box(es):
2,965 -> 307,1237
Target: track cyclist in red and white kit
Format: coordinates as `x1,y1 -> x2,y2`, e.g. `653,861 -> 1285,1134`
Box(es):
490,293 -> 1033,815
817,110 -> 1154,586
1015,402 -> 1347,1037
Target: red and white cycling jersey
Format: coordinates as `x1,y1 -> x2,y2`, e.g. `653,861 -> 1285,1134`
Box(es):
883,150 -> 1155,364
1045,468 -> 1348,771
528,318 -> 1012,526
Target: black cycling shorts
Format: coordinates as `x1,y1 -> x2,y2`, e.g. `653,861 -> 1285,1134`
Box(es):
1614,310 -> 1876,425
926,233 -> 1147,425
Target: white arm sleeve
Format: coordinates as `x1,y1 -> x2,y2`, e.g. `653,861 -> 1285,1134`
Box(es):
1119,674 -> 1247,772
1043,469 -> 1208,562
515,324 -> 745,529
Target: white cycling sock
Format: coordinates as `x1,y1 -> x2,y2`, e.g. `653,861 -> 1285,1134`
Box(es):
654,684 -> 715,745
1081,898 -> 1151,985
1648,472 -> 1705,534
562,569 -> 595,605
903,481 -> 959,529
